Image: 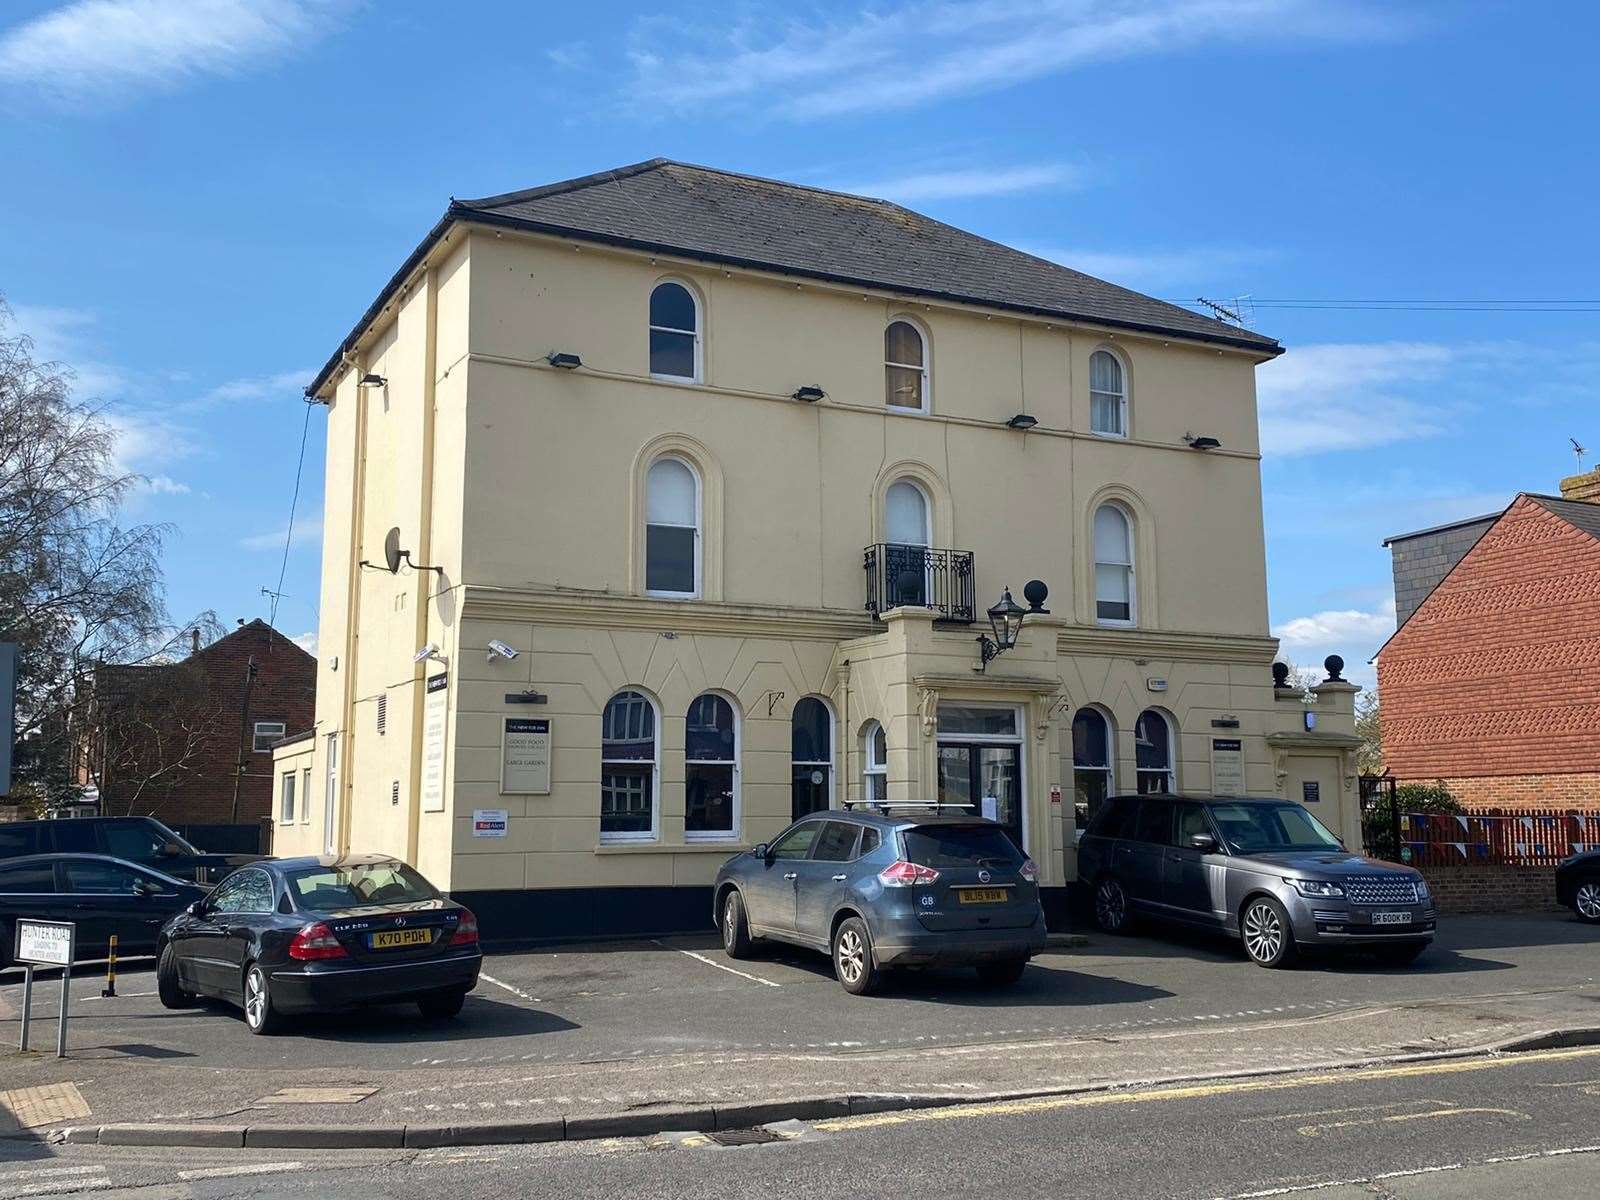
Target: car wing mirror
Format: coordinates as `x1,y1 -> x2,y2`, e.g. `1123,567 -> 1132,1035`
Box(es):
751,844 -> 769,861
1189,833 -> 1219,852
185,899 -> 209,917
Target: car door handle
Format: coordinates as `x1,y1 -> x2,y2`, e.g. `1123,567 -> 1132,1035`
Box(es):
783,872 -> 798,881
831,874 -> 848,882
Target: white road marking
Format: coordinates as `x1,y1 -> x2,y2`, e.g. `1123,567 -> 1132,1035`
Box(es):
178,1160 -> 303,1182
82,990 -> 156,1002
0,1166 -> 106,1183
479,972 -> 541,1003
652,941 -> 781,988
1218,1143 -> 1600,1198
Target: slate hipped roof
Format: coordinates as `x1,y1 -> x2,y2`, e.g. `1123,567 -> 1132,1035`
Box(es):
309,159 -> 1280,397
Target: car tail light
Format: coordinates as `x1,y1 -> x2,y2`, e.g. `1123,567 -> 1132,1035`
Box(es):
1019,859 -> 1039,883
878,860 -> 940,887
287,922 -> 348,961
450,909 -> 479,946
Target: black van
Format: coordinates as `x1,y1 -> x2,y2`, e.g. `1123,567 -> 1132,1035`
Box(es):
0,817 -> 259,883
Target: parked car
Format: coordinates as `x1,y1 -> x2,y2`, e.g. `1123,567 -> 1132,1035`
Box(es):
1078,794 -> 1436,968
0,816 -> 260,884
1555,848 -> 1600,923
0,854 -> 210,968
713,805 -> 1048,994
155,854 -> 480,1034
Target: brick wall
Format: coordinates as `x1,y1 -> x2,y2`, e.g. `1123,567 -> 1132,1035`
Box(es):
1418,864 -> 1564,915
1429,772 -> 1600,811
1379,496 -> 1600,781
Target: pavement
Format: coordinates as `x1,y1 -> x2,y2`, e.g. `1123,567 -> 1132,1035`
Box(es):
0,914 -> 1597,1151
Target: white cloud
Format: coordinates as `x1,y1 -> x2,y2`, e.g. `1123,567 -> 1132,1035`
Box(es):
290,630 -> 317,655
200,369 -> 309,406
1256,342 -> 1457,457
624,0 -> 1409,121
1029,245 -> 1273,291
7,303 -> 124,398
104,409 -> 199,473
144,474 -> 191,495
240,515 -> 321,551
837,162 -> 1084,203
1272,598 -> 1396,688
545,42 -> 589,70
0,0 -> 348,103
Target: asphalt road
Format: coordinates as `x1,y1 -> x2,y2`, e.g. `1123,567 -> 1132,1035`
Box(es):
3,1044 -> 1598,1198
2,914 -> 1595,1072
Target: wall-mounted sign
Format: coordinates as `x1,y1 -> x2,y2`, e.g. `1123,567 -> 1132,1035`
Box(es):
421,673 -> 448,813
1211,738 -> 1245,796
471,808 -> 509,838
501,717 -> 551,795
1145,677 -> 1168,692
1303,780 -> 1321,804
1049,785 -> 1063,806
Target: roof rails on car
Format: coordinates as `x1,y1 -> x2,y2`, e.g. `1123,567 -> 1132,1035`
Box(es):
841,800 -> 977,813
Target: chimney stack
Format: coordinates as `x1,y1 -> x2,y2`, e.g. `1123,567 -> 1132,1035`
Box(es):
190,627 -> 201,656
1559,468 -> 1600,504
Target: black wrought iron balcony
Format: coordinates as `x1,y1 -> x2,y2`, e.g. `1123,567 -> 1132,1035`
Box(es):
864,543 -> 976,624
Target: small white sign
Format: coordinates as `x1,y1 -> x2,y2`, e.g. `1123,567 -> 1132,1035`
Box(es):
471,808 -> 509,838
981,795 -> 999,823
421,673 -> 449,813
500,717 -> 551,795
15,919 -> 74,966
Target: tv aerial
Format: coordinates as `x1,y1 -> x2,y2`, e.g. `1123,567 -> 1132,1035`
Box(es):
1571,437 -> 1587,472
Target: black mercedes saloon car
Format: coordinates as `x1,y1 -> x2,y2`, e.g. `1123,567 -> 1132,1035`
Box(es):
156,855 -> 480,1034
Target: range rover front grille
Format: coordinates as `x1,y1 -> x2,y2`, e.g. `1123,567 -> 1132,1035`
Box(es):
1345,875 -> 1419,905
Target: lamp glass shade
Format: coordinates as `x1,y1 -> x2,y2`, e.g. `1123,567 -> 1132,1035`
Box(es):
987,588 -> 1027,651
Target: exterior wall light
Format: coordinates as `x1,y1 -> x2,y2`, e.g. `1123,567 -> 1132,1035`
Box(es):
976,586 -> 1029,672
1006,413 -> 1038,430
792,385 -> 825,402
546,352 -> 582,369
1184,433 -> 1222,450
358,373 -> 387,388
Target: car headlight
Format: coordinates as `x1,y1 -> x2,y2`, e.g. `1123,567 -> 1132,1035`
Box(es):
1285,878 -> 1345,899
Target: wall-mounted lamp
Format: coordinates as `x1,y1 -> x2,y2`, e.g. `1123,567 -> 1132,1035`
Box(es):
358,373 -> 387,388
975,586 -> 1028,672
791,385 -> 825,402
1006,413 -> 1039,430
1184,433 -> 1222,450
546,352 -> 582,369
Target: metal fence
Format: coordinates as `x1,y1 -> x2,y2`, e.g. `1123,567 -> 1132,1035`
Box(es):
863,543 -> 976,624
1397,809 -> 1600,868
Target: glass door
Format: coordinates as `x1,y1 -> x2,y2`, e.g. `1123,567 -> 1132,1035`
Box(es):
937,742 -> 1024,852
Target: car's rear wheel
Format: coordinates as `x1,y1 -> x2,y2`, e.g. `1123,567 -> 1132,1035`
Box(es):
1241,896 -> 1298,968
418,990 -> 467,1019
832,916 -> 880,996
156,943 -> 196,1009
976,958 -> 1027,987
1574,877 -> 1600,924
721,889 -> 754,959
242,964 -> 281,1035
1093,877 -> 1133,934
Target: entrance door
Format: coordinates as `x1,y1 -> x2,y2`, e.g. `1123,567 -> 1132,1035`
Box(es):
937,743 -> 1024,852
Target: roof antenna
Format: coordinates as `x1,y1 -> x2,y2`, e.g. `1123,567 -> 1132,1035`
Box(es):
1196,296 -> 1242,326
1572,437 -> 1587,472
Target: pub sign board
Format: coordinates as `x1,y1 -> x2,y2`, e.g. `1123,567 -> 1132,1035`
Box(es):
501,717 -> 551,795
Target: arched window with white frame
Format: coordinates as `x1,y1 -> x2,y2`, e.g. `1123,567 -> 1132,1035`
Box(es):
649,280 -> 701,381
1093,502 -> 1135,626
1089,349 -> 1127,437
884,319 -> 928,411
645,455 -> 700,597
1135,709 -> 1176,794
862,721 -> 888,803
601,689 -> 659,842
884,478 -> 931,607
791,696 -> 834,821
686,692 -> 739,840
1072,707 -> 1115,833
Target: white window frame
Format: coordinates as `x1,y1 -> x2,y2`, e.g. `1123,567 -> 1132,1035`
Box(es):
644,454 -> 702,600
600,689 -> 661,845
1135,708 -> 1178,794
649,278 -> 703,384
280,770 -> 296,824
1089,348 -> 1128,439
301,766 -> 312,825
884,317 -> 931,413
1071,706 -> 1116,840
323,733 -> 338,855
934,702 -> 1028,854
791,695 -> 836,814
1093,502 -> 1137,628
252,720 -> 286,754
684,691 -> 740,843
863,720 -> 888,803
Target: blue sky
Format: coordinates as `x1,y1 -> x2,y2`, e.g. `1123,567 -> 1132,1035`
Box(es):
3,0 -> 1596,687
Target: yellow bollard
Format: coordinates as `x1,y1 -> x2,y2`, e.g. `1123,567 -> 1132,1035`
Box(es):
101,934 -> 117,998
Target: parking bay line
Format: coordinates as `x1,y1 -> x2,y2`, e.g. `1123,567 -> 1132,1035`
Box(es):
652,941 -> 781,988
178,1161 -> 303,1182
479,972 -> 542,1003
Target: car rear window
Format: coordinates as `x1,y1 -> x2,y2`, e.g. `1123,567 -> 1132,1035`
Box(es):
286,862 -> 441,911
901,825 -> 1023,868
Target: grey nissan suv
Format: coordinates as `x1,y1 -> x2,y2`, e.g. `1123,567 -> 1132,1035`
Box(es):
1078,795 -> 1435,967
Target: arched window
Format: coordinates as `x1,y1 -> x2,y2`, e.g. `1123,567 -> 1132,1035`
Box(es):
791,697 -> 833,820
645,456 -> 699,597
649,281 -> 700,381
863,721 -> 888,803
1089,349 -> 1127,437
601,690 -> 658,842
1093,503 -> 1135,626
686,693 -> 738,839
1135,709 -> 1175,794
1072,707 -> 1115,832
884,319 -> 928,411
884,478 -> 931,607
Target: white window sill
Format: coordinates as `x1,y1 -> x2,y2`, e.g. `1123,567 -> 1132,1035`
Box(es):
595,842 -> 751,855
885,404 -> 929,415
1095,618 -> 1136,629
644,590 -> 701,601
1090,429 -> 1128,441
650,373 -> 701,385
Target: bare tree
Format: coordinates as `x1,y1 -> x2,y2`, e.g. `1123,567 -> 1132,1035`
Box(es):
1354,690 -> 1383,775
86,659 -> 227,817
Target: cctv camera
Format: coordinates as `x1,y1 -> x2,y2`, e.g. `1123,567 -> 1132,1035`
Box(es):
486,639 -> 519,661
412,642 -> 439,664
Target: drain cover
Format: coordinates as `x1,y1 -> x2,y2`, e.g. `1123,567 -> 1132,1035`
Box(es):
708,1127 -> 782,1147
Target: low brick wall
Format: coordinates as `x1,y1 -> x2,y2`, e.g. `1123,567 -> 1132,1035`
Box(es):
1418,864 -> 1564,915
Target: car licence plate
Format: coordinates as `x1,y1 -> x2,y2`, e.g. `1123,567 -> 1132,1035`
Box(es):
370,928 -> 433,949
1371,911 -> 1412,926
957,888 -> 1009,905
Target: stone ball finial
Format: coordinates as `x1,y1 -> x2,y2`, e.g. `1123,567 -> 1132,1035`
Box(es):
1324,654 -> 1345,682
1271,661 -> 1291,688
1023,579 -> 1050,612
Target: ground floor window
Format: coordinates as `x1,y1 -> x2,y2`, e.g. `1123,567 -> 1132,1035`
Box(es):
602,690 -> 658,841
1136,709 -> 1176,794
1072,707 -> 1114,831
686,693 -> 738,839
280,771 -> 296,823
791,696 -> 833,821
863,721 -> 888,802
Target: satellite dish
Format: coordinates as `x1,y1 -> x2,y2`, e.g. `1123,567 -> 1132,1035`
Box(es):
384,527 -> 404,574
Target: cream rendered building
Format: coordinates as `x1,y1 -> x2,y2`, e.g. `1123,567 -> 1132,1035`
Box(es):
273,159 -> 1361,936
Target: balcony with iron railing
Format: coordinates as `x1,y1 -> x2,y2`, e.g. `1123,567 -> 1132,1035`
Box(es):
864,543 -> 976,624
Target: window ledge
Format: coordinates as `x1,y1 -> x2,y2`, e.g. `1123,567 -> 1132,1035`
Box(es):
594,842 -> 752,855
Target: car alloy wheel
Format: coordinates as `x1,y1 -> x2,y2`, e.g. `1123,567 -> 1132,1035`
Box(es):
836,927 -> 866,985
1094,879 -> 1128,933
1577,880 -> 1600,922
724,897 -> 739,949
243,965 -> 278,1035
832,916 -> 880,995
1242,900 -> 1288,966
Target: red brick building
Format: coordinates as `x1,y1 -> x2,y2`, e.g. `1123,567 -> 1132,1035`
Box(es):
1378,473 -> 1600,810
78,620 -> 316,826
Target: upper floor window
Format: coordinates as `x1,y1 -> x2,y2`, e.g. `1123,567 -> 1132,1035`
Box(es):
1089,349 -> 1127,438
645,456 -> 699,597
686,693 -> 738,840
863,721 -> 888,802
1135,709 -> 1176,794
602,689 -> 658,842
883,479 -> 931,608
885,320 -> 928,411
1093,503 -> 1135,626
252,720 -> 286,753
649,281 -> 701,381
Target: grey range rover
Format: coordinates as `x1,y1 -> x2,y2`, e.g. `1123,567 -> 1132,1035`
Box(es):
1078,794 -> 1436,967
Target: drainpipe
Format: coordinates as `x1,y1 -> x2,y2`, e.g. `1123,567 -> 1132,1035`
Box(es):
406,263 -> 440,868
